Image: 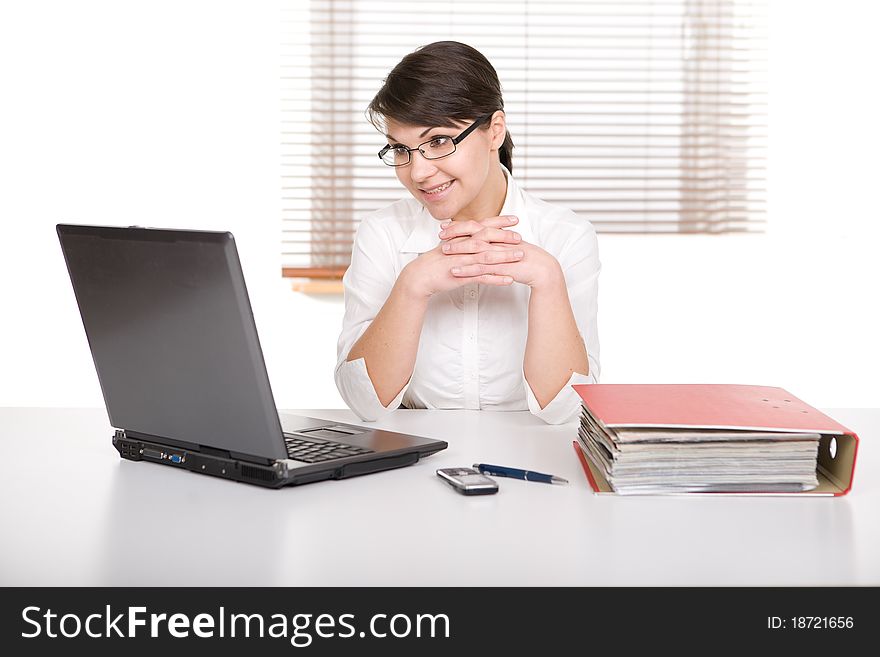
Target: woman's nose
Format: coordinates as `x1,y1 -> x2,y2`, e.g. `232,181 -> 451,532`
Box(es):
408,149 -> 439,182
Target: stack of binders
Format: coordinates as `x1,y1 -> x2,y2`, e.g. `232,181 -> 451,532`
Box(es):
571,384 -> 859,496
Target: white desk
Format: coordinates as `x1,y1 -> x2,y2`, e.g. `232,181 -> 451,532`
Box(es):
1,407 -> 877,586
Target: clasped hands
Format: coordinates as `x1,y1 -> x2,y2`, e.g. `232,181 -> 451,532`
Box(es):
402,215 -> 563,298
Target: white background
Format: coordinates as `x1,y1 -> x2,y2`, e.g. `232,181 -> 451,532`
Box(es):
1,0 -> 878,410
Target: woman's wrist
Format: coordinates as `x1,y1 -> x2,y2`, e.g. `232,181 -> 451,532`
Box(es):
398,261 -> 434,301
527,257 -> 565,292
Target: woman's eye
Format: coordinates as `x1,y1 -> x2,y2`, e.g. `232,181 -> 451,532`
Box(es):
391,146 -> 408,154
428,137 -> 451,148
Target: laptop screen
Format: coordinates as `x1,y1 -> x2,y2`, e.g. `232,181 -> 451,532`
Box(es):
57,225 -> 288,462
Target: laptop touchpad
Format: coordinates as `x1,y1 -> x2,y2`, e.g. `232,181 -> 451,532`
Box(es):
300,427 -> 365,440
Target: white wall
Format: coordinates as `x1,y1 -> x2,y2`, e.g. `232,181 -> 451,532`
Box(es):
1,1 -> 878,410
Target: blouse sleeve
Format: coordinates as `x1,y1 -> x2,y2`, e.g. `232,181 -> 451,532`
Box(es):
334,218 -> 412,421
523,221 -> 601,425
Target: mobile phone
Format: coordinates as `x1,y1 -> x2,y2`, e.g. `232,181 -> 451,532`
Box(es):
436,467 -> 499,495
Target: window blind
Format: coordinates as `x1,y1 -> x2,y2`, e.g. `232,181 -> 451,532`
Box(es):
281,0 -> 767,278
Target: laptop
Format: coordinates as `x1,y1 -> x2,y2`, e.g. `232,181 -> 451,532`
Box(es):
57,224 -> 447,488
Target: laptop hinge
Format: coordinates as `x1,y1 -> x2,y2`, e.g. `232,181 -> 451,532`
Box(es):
121,429 -> 200,452
201,445 -> 275,466
113,430 -> 275,466
199,445 -> 231,458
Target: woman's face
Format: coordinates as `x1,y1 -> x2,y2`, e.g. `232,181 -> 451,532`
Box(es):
384,113 -> 506,221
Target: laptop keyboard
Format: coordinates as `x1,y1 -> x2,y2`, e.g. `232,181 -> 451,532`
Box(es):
283,434 -> 374,463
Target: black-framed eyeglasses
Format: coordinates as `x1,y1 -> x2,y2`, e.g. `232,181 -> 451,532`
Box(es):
378,112 -> 497,167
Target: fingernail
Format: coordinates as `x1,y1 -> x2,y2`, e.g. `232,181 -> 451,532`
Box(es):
514,234 -> 521,242
441,220 -> 451,227
442,243 -> 451,252
514,250 -> 524,258
438,230 -> 446,238
507,216 -> 518,224
451,267 -> 461,274
503,276 -> 513,283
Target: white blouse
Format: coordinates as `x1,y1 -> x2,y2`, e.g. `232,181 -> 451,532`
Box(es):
334,165 -> 600,425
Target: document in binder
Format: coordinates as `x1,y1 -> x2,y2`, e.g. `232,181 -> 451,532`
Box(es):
571,384 -> 858,496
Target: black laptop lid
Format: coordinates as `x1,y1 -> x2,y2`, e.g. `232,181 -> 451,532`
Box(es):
57,224 -> 288,462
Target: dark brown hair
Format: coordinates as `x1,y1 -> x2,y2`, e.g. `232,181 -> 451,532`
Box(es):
367,41 -> 515,173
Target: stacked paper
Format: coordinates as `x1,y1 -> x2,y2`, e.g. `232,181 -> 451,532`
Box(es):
577,406 -> 820,495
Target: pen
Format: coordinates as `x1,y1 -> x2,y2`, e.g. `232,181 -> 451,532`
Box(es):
473,463 -> 568,485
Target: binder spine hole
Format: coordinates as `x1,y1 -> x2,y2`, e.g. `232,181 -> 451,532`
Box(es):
829,438 -> 838,460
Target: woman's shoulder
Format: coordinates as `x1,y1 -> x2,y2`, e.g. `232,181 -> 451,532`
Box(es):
355,196 -> 427,245
519,186 -> 597,248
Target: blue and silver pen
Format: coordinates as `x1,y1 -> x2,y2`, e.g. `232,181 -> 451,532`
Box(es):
473,463 -> 568,485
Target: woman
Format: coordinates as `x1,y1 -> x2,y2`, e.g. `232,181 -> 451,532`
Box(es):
334,41 -> 600,425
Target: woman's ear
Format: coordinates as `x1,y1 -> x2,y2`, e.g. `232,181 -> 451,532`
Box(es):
489,110 -> 507,149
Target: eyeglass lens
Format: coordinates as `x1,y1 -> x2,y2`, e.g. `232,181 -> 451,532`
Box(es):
383,136 -> 455,166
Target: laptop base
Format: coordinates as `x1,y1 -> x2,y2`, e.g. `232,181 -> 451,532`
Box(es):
113,431 -> 422,489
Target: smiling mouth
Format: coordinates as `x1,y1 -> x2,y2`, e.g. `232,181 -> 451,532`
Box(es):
421,180 -> 455,195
